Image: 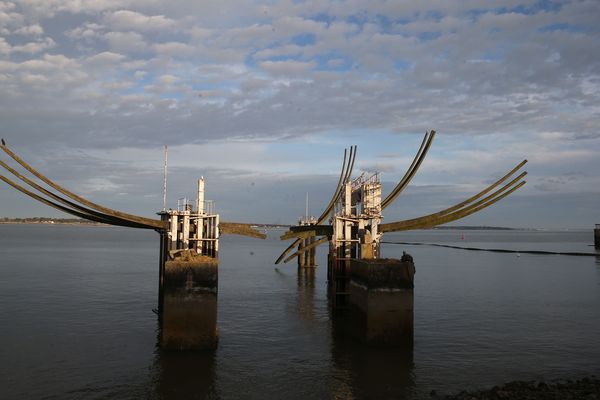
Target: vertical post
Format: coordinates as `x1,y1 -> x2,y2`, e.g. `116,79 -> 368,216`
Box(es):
309,235 -> 316,267
197,177 -> 205,215
214,214 -> 220,257
298,239 -> 306,268
182,211 -> 190,250
344,183 -> 352,260
169,214 -> 178,251
305,192 -> 309,221
163,145 -> 168,211
595,224 -> 600,249
158,231 -> 167,312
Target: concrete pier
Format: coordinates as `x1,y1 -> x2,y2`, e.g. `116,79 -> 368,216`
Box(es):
347,258 -> 414,347
160,254 -> 218,350
595,224 -> 600,249
158,178 -> 220,350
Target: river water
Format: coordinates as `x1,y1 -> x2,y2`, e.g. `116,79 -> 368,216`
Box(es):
0,225 -> 599,399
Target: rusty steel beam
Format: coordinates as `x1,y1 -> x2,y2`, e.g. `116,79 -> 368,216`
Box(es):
280,224 -> 333,240
0,159 -> 159,229
381,132 -> 429,209
275,238 -> 303,264
381,131 -> 435,210
388,181 -> 526,231
0,143 -> 167,230
317,145 -> 356,225
283,236 -> 328,264
380,162 -> 527,232
0,174 -> 153,229
381,179 -> 526,232
345,145 -> 357,184
316,147 -> 348,224
219,222 -> 266,239
281,229 -> 317,241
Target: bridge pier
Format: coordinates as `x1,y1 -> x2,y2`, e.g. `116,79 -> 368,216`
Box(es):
157,178 -> 220,350
348,258 -> 414,347
327,174 -> 414,346
161,256 -> 218,350
595,224 -> 600,249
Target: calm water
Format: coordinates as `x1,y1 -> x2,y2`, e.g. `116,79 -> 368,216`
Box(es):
0,225 -> 599,399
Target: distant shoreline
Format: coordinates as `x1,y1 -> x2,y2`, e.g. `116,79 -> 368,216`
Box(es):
0,218 -> 105,226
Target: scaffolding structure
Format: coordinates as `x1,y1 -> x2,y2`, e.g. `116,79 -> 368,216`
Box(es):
329,172 -> 382,308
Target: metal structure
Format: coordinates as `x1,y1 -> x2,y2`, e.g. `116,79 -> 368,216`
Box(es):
0,140 -> 264,297
276,130 -> 528,265
159,178 -> 219,259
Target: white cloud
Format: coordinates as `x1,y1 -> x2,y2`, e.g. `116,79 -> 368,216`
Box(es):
103,9 -> 176,32
104,31 -> 147,53
259,60 -> 316,75
8,37 -> 56,54
14,23 -> 43,35
84,51 -> 126,66
66,22 -> 103,40
153,41 -> 195,57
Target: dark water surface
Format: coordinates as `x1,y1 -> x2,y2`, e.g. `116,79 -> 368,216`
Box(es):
0,225 -> 599,399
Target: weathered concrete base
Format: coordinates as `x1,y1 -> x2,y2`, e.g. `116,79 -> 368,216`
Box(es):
347,258 -> 414,347
160,257 -> 218,350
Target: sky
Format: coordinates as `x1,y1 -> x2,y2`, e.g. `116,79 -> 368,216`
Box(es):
0,0 -> 599,229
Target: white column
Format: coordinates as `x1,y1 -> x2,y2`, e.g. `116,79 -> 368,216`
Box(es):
197,177 -> 205,215
169,214 -> 178,251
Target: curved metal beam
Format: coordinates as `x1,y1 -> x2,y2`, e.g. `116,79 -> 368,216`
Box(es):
344,145 -> 357,184
392,181 -> 526,231
0,174 -> 153,229
283,236 -> 328,264
419,160 -> 527,218
0,144 -> 167,229
381,131 -> 429,208
0,159 -> 158,229
316,145 -> 357,224
275,238 -> 302,264
317,145 -> 356,224
381,178 -> 526,232
381,131 -> 435,209
317,147 -> 349,224
380,168 -> 528,232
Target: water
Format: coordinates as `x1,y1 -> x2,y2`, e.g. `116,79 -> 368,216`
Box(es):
0,225 -> 599,399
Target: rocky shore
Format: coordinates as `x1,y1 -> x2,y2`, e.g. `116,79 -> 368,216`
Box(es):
434,377 -> 600,399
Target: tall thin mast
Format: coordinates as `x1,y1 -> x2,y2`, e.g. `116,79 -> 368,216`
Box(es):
163,145 -> 168,211
305,192 -> 309,220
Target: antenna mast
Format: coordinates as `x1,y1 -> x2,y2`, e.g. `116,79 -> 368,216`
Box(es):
305,192 -> 309,220
163,145 -> 168,211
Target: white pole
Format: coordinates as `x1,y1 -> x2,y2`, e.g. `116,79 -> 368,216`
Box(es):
197,177 -> 205,214
305,192 -> 309,220
163,145 -> 168,211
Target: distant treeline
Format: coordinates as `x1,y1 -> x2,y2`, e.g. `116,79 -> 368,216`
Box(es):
433,225 -> 517,230
0,217 -> 99,225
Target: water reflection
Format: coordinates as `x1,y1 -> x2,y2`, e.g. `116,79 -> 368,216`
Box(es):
151,348 -> 218,400
330,315 -> 416,399
296,267 -> 316,322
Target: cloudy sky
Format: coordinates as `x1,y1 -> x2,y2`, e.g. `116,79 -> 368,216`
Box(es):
0,0 -> 599,229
